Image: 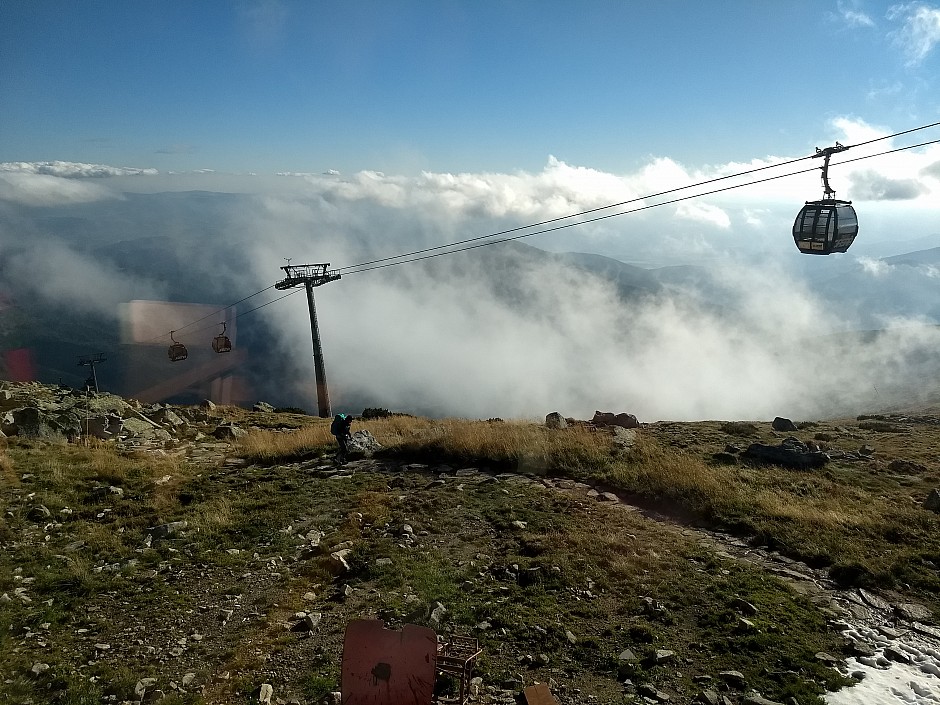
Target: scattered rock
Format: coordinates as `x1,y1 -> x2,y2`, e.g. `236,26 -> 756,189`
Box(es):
923,488 -> 940,514
591,411 -> 640,429
771,417 -> 798,432
742,437 -> 829,469
345,430 -> 382,460
719,670 -> 746,689
545,412 -> 567,429
26,505 -> 51,521
212,423 -> 247,440
743,693 -> 784,705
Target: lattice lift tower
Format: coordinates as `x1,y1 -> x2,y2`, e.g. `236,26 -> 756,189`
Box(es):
78,353 -> 106,393
275,263 -> 341,418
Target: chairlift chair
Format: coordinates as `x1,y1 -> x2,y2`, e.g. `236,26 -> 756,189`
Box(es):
792,143 -> 859,255
212,322 -> 232,354
167,331 -> 188,362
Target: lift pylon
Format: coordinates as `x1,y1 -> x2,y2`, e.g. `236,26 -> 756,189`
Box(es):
275,263 -> 341,418
77,353 -> 107,393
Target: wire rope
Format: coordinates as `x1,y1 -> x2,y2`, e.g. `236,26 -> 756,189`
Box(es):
335,121 -> 940,273
151,122 -> 940,345
340,137 -> 940,276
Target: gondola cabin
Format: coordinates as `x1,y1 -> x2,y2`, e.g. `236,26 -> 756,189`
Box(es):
792,199 -> 858,255
212,332 -> 232,353
168,341 -> 188,362
168,331 -> 188,362
212,322 -> 232,353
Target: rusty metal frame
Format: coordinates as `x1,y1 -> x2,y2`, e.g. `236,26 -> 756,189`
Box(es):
435,635 -> 482,705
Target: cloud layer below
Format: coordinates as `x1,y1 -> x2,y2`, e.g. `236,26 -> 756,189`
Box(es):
2,120 -> 940,420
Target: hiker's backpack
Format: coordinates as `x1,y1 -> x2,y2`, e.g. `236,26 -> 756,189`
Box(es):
330,414 -> 347,435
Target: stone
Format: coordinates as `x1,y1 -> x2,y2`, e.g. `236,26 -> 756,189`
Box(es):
545,412 -> 568,429
26,505 -> 51,521
742,437 -> 829,469
135,678 -> 158,697
719,670 -> 746,689
743,693 -> 784,705
772,417 -> 799,432
257,683 -> 273,704
253,401 -> 275,413
923,488 -> 940,513
122,417 -> 156,437
592,411 -> 640,429
894,601 -> 933,622
150,521 -> 187,540
654,649 -> 676,664
637,683 -> 670,702
151,408 -> 185,426
4,406 -> 74,441
330,548 -> 352,572
612,426 -> 638,447
696,691 -> 720,705
345,430 -> 382,460
212,423 -> 247,440
883,645 -> 911,664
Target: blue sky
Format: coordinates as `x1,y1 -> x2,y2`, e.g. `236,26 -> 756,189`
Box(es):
2,0 -> 939,175
2,2 -> 940,419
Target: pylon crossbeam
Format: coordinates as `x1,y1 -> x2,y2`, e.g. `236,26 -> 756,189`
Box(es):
275,263 -> 341,290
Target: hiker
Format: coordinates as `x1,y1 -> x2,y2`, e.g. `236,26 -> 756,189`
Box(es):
331,413 -> 353,461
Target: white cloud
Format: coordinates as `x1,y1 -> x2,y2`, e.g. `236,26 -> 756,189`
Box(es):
1,238 -> 165,318
674,202 -> 731,228
888,2 -> 940,65
858,256 -> 894,277
743,208 -> 769,227
4,139 -> 940,419
838,0 -> 876,27
0,160 -> 158,178
849,169 -> 927,199
866,80 -> 904,100
0,172 -> 119,206
829,116 -> 889,145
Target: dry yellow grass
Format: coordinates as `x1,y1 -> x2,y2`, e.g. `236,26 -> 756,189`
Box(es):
0,450 -> 15,485
236,421 -> 333,461
606,435 -> 732,514
188,495 -> 234,534
238,415 -> 613,470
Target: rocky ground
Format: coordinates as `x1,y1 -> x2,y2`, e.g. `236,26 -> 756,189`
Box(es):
2,382 -> 940,705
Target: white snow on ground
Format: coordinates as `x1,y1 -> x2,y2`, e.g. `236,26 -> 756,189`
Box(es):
826,625 -> 940,704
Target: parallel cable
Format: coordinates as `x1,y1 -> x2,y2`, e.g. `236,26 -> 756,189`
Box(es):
147,121 -> 940,347
336,121 -> 940,274
156,288 -> 303,345
340,137 -> 940,276
334,153 -> 819,273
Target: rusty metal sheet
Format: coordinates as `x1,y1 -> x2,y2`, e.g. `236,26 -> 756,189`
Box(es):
341,619 -> 437,705
522,683 -> 561,705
